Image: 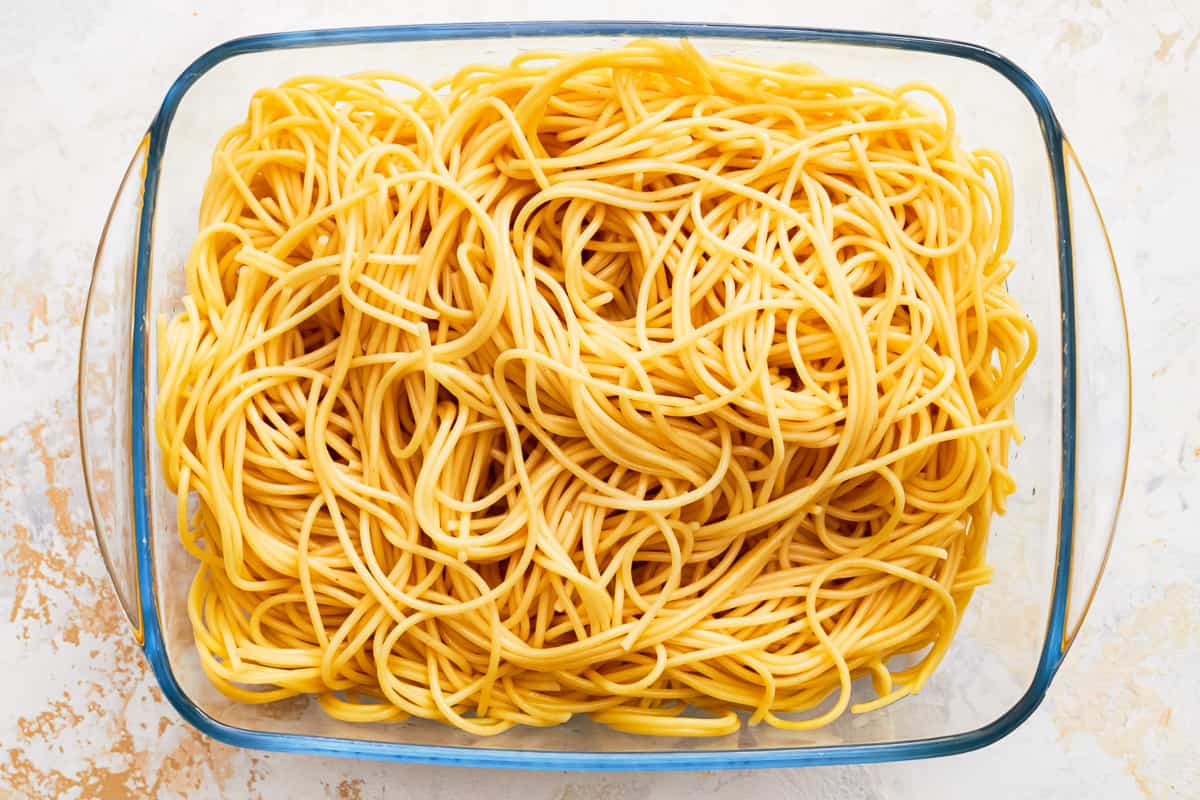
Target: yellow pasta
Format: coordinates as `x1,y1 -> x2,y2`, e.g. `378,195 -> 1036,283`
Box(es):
155,39 -> 1036,737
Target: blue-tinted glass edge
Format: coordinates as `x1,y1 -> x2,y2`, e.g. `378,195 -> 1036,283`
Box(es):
129,20 -> 1076,770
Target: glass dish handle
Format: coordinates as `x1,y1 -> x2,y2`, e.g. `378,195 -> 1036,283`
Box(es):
1057,139 -> 1131,662
78,135 -> 150,643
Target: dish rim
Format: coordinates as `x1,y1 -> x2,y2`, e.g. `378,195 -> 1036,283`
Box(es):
125,20 -> 1078,770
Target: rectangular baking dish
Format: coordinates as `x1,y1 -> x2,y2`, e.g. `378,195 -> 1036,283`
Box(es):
78,21 -> 1130,769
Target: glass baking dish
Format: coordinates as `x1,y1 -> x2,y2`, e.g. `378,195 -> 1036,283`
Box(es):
78,21 -> 1130,770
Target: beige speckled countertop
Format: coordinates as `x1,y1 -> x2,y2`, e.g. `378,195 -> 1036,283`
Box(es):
1,1 -> 1196,797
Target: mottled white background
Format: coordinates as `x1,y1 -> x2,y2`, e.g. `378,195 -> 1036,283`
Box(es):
1,0 -> 1196,797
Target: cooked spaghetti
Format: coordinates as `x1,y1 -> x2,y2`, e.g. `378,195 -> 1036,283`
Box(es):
155,39 -> 1036,736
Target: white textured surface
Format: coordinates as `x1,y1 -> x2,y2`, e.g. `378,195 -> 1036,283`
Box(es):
0,1 -> 1195,797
